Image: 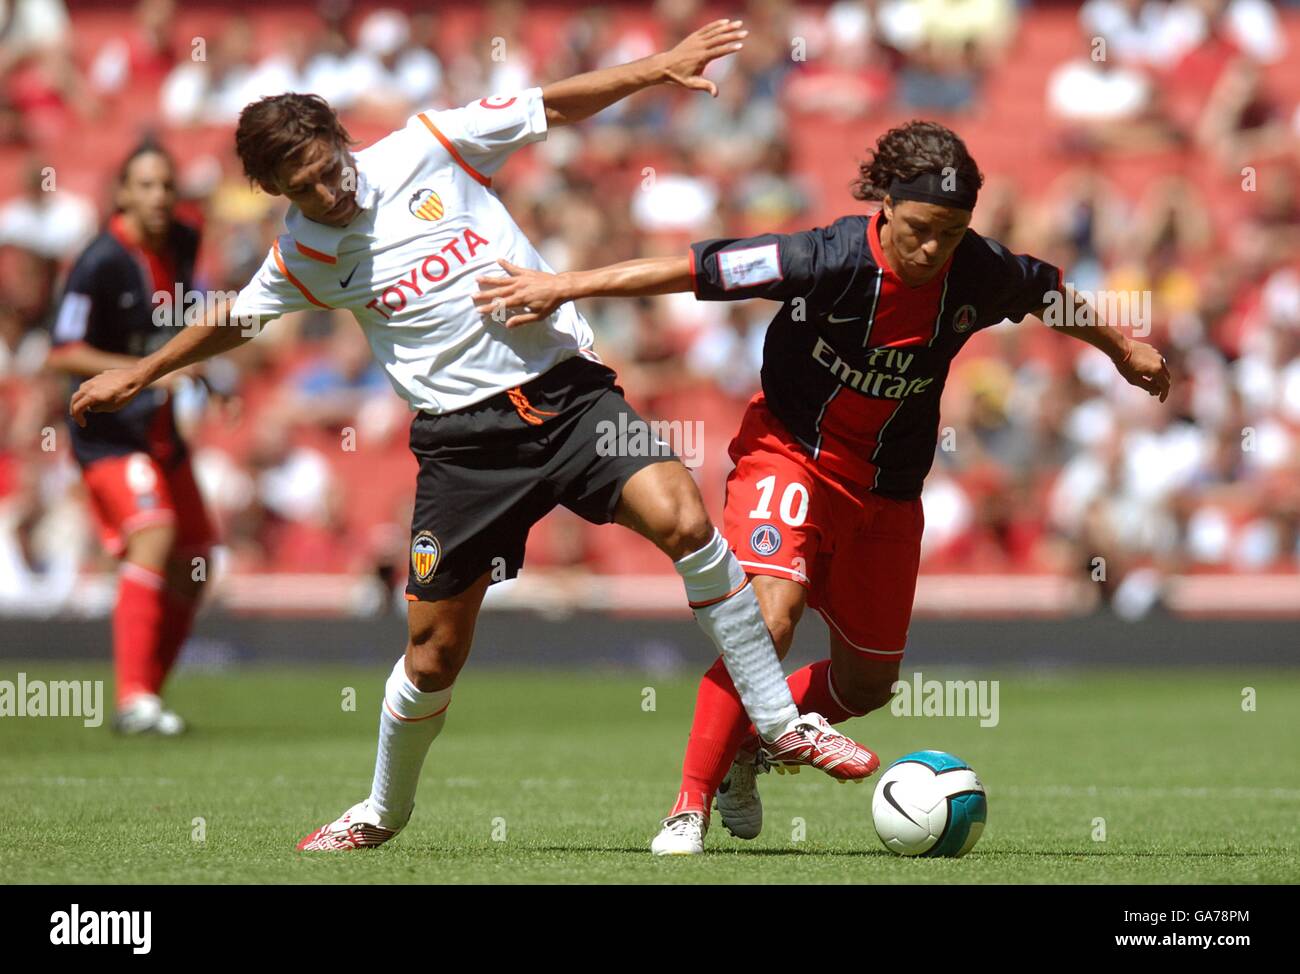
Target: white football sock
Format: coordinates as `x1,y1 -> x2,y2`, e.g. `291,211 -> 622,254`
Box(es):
675,529 -> 799,739
367,657 -> 452,827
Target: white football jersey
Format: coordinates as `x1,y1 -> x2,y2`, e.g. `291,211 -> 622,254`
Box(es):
230,87 -> 598,413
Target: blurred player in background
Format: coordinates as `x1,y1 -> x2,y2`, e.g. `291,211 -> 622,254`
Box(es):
68,21 -> 883,852
47,141 -> 215,735
474,120 -> 1174,854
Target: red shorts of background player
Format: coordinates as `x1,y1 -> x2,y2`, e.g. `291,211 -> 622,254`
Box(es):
721,400 -> 924,661
81,452 -> 216,558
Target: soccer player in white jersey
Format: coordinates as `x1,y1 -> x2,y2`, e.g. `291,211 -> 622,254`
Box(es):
70,21 -> 878,853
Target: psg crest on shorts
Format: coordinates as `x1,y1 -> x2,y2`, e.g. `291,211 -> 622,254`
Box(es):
952,304 -> 977,333
750,523 -> 782,557
408,188 -> 444,223
410,531 -> 441,583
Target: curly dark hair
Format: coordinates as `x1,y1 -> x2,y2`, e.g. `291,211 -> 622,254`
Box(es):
852,120 -> 984,203
234,93 -> 357,189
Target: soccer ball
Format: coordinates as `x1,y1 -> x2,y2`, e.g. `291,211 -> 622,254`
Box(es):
871,750 -> 987,857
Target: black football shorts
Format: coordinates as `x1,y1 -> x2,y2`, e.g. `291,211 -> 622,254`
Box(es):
405,355 -> 677,602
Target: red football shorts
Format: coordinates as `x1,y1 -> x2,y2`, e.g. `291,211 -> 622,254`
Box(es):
81,452 -> 216,557
722,399 -> 924,660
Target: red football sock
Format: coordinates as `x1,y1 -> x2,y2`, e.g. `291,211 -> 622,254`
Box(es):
672,657 -> 754,817
112,564 -> 169,706
158,590 -> 199,678
785,659 -> 863,724
672,658 -> 871,815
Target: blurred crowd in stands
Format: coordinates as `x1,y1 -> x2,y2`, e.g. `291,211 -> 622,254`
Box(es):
1,0 -> 1299,616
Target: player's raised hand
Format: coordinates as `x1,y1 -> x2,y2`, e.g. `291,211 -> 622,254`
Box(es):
1116,340 -> 1172,403
660,19 -> 747,97
473,259 -> 570,328
70,366 -> 149,427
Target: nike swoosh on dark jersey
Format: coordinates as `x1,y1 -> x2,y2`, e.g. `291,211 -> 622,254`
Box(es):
339,265 -> 358,288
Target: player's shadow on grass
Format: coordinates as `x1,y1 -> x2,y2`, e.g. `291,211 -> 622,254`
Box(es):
985,849 -> 1274,858
532,845 -> 1275,858
532,845 -> 891,857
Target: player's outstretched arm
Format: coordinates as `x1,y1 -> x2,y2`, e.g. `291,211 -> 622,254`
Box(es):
70,308 -> 260,426
1041,288 -> 1172,402
47,343 -> 145,379
473,257 -> 692,328
540,19 -> 746,126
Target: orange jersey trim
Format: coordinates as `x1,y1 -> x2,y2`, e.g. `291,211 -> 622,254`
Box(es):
295,240 -> 337,264
417,112 -> 492,188
273,239 -> 331,309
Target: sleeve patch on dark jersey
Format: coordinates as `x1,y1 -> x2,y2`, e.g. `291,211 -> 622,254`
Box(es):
718,243 -> 782,290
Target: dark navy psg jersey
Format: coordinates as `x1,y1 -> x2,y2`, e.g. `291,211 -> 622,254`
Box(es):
51,213 -> 200,468
689,210 -> 1063,499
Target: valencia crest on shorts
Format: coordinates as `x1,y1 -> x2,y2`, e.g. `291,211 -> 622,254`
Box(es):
404,357 -> 672,601
410,531 -> 441,583
750,523 -> 782,556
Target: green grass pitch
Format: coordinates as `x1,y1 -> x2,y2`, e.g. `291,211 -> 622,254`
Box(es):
2,663 -> 1297,884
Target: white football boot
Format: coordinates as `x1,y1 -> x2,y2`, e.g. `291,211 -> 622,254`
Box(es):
650,811 -> 708,856
716,749 -> 767,840
112,694 -> 186,736
297,798 -> 406,851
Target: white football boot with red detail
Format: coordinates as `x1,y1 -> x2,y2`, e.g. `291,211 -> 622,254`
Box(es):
716,741 -> 767,840
112,694 -> 186,736
761,712 -> 880,781
651,811 -> 708,856
296,799 -> 404,851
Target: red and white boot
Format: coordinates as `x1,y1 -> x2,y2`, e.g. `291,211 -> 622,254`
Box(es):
761,712 -> 880,781
296,799 -> 405,851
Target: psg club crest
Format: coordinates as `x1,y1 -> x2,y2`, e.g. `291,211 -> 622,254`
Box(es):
750,523 -> 782,557
951,304 -> 977,333
410,531 -> 441,583
408,188 -> 444,223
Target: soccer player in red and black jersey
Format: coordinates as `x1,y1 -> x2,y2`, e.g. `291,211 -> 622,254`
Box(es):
474,120 -> 1173,854
48,141 -> 216,735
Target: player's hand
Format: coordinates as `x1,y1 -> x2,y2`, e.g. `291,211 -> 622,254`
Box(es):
659,19 -> 747,97
70,366 -> 148,427
473,259 -> 569,328
1115,340 -> 1172,403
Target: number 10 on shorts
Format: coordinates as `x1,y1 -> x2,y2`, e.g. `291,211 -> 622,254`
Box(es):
748,474 -> 809,527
